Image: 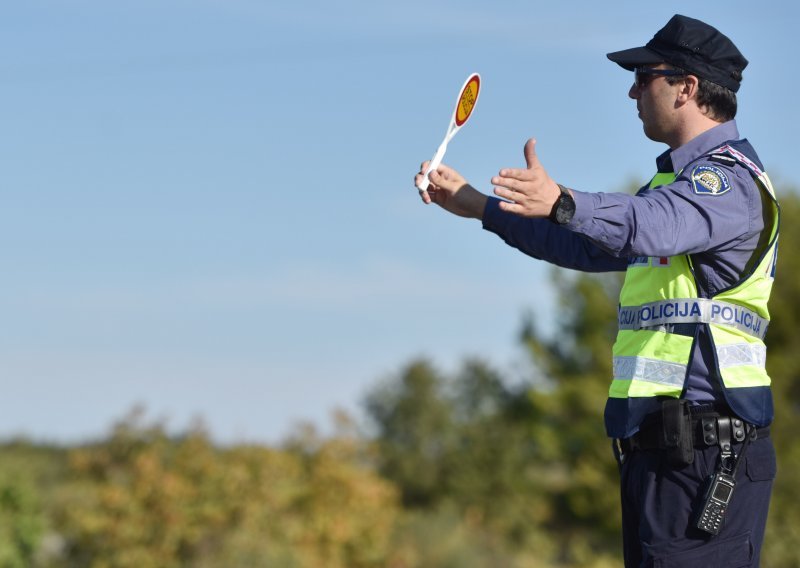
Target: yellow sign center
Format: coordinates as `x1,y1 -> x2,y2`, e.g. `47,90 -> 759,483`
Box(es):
456,79 -> 479,125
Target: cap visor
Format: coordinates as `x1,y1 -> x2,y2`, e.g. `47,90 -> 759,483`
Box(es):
606,46 -> 664,71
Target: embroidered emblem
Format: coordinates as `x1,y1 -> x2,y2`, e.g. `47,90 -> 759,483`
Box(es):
692,165 -> 731,195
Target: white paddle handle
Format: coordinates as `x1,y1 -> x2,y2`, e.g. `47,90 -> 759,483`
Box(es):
417,140 -> 448,192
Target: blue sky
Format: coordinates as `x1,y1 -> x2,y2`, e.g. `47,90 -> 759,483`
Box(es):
1,1 -> 797,443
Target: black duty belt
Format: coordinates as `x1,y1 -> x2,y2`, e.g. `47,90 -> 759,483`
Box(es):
619,415 -> 770,455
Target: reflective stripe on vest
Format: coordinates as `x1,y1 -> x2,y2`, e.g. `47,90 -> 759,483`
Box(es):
617,298 -> 768,340
613,356 -> 686,387
611,341 -> 765,389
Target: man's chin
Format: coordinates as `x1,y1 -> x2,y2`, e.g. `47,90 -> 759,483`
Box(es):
641,122 -> 660,143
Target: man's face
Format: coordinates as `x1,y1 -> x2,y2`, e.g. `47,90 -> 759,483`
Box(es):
628,64 -> 685,145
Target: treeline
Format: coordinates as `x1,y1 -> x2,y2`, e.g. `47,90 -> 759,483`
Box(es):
3,193 -> 800,567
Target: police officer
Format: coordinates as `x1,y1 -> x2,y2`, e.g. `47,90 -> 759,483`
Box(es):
415,14 -> 777,567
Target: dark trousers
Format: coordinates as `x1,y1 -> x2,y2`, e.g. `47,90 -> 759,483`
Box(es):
618,436 -> 776,567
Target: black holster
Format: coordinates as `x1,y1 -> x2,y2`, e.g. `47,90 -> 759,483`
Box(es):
661,399 -> 694,466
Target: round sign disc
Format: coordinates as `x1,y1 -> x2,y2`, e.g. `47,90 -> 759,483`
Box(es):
455,74 -> 480,127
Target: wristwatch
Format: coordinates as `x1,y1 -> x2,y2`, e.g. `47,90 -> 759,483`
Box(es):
549,184 -> 576,225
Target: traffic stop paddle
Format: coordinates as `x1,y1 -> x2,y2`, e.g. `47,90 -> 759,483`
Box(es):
416,73 -> 481,193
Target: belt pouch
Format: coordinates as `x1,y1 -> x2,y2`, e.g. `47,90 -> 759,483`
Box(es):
661,399 -> 694,466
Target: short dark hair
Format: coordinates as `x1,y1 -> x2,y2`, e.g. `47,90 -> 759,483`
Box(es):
666,66 -> 739,122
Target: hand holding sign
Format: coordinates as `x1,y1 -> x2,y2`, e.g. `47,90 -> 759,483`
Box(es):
416,73 -> 481,199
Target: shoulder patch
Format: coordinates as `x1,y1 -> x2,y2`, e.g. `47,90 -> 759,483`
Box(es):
691,164 -> 731,195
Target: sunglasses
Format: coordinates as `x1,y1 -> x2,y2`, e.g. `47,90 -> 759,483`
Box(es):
633,67 -> 686,88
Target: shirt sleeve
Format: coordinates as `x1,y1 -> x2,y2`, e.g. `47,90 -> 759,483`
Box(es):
481,159 -> 762,278
481,198 -> 629,272
565,160 -> 760,259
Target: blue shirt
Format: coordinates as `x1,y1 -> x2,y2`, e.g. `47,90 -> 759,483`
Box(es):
481,121 -> 767,437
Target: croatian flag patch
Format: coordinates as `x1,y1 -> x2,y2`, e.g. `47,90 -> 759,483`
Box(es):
691,164 -> 731,195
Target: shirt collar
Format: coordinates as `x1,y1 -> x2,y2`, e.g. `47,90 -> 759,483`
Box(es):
655,120 -> 741,175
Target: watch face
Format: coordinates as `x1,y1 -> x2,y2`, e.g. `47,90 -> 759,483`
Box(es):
555,193 -> 576,224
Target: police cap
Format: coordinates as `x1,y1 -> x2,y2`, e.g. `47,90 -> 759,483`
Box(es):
606,15 -> 748,92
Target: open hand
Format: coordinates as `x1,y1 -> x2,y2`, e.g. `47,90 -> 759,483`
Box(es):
491,138 -> 561,218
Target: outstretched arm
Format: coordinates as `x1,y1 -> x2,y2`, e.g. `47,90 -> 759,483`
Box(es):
413,145 -> 627,273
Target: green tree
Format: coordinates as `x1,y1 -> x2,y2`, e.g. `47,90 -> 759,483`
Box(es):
0,474 -> 44,568
516,270 -> 624,566
365,361 -> 456,509
758,187 -> 800,567
366,359 -> 554,565
53,408 -> 399,568
0,440 -> 68,568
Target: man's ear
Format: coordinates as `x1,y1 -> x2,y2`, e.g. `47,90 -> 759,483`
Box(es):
678,74 -> 700,102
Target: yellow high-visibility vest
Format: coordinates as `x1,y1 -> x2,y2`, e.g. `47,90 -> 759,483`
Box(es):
609,145 -> 779,423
